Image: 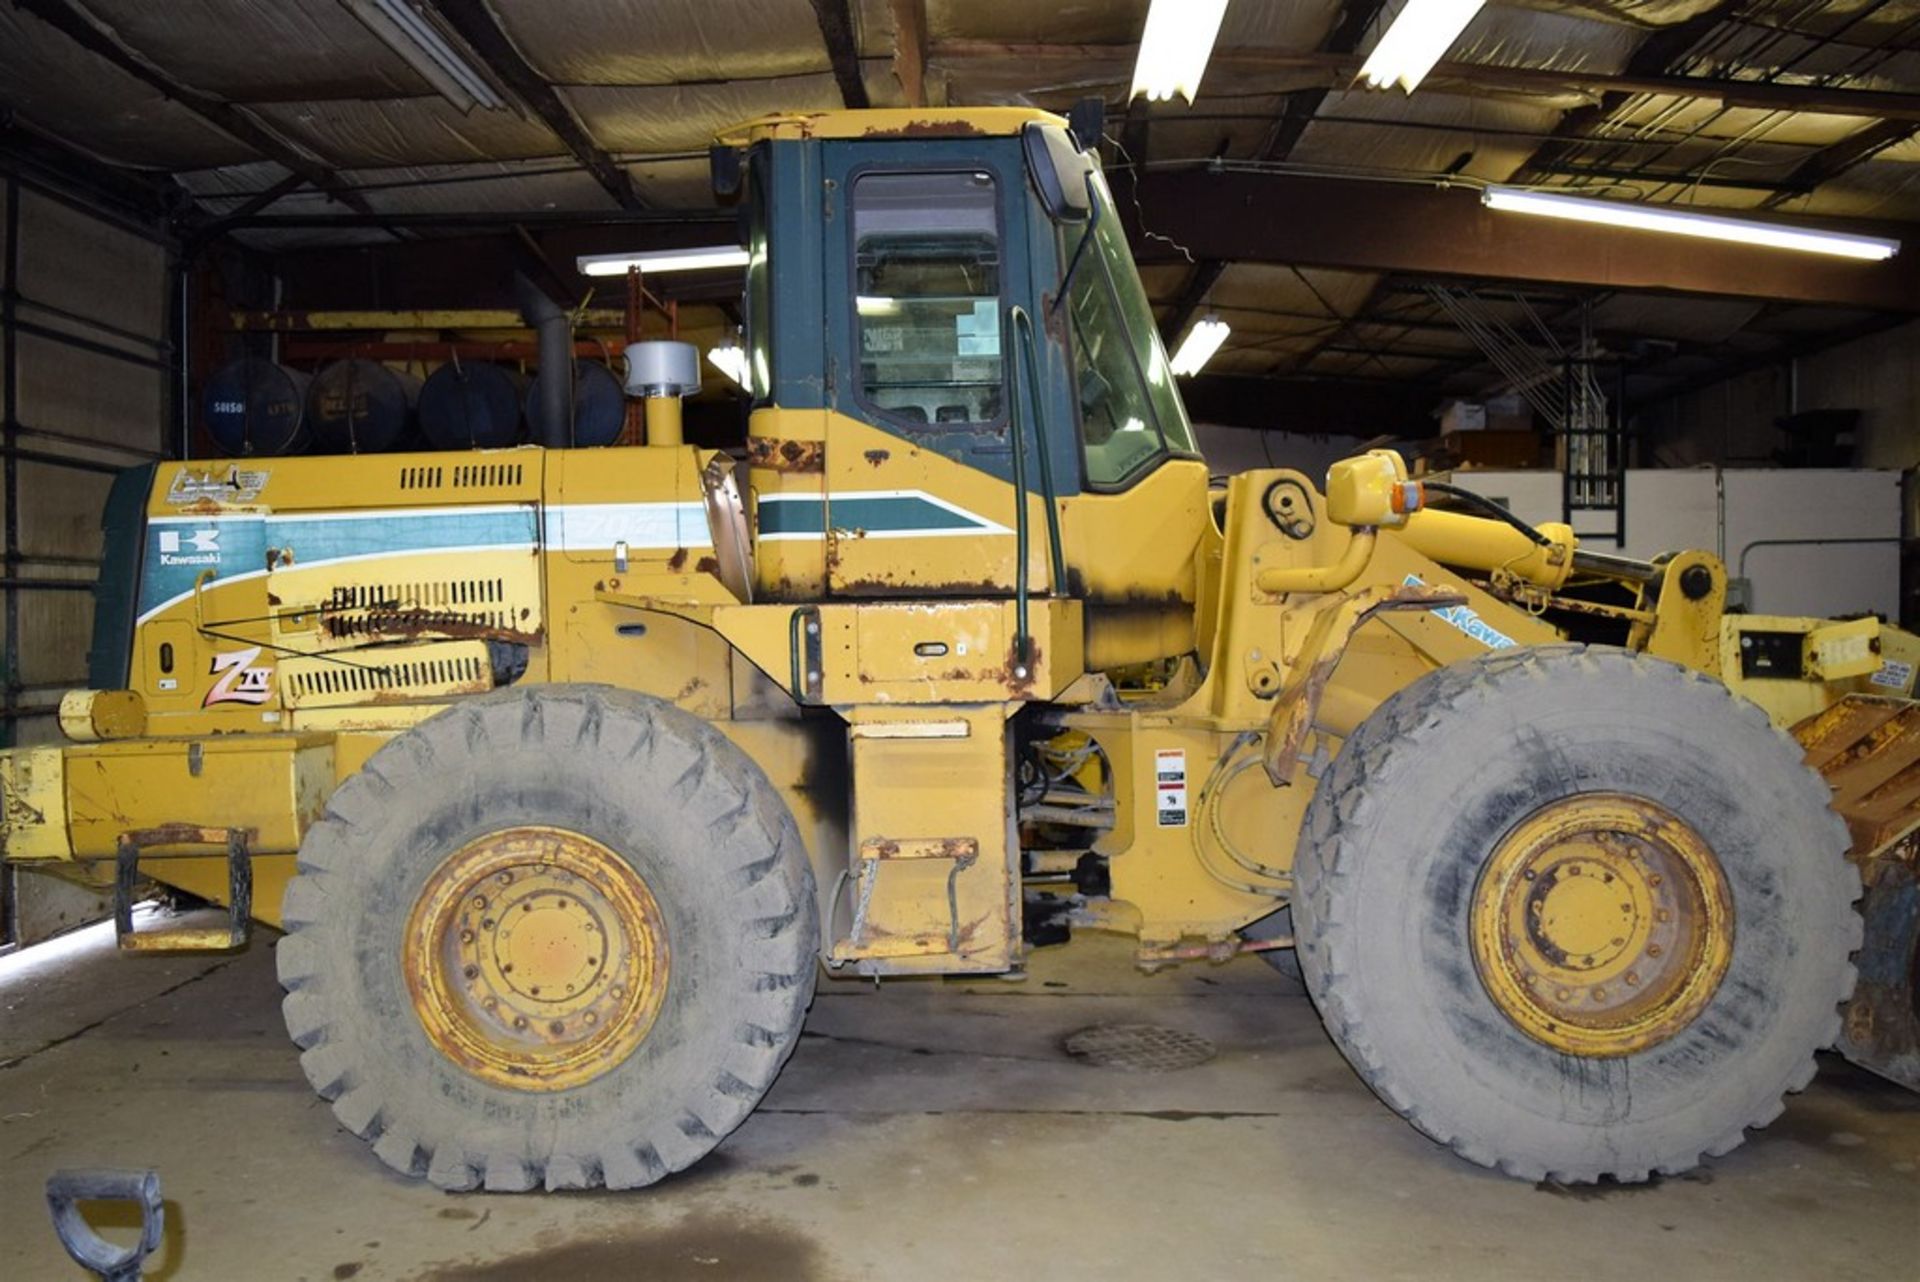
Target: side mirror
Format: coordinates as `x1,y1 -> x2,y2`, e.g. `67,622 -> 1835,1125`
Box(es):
709,144 -> 744,200
1067,98 -> 1105,152
1023,123 -> 1093,224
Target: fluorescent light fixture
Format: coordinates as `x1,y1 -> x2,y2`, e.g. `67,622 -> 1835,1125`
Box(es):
342,0 -> 507,113
856,296 -> 901,315
708,333 -> 751,387
1482,186 -> 1901,261
1359,0 -> 1486,94
1130,0 -> 1230,103
576,246 -> 752,277
1169,315 -> 1230,376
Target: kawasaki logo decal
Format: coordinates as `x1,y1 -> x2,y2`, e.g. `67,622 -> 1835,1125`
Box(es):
1403,574 -> 1516,649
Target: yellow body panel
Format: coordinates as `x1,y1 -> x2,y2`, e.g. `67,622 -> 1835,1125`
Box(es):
5,436 -> 1907,970
836,704 -> 1017,972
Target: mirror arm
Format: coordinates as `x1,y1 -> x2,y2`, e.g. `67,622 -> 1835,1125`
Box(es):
1049,172 -> 1102,318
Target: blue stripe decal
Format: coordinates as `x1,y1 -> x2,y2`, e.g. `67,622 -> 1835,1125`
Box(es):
758,493 -> 1002,538
138,507 -> 538,619
269,509 -> 537,562
759,498 -> 825,536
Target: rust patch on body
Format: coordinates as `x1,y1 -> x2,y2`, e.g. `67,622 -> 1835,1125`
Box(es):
321,609 -> 541,647
747,436 -> 826,473
667,547 -> 689,571
864,119 -> 987,138
863,449 -> 890,467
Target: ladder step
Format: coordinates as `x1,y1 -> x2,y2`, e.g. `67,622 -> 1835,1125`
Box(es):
114,825 -> 254,952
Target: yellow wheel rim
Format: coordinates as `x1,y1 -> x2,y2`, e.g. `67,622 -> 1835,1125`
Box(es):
1470,794 -> 1733,1057
403,825 -> 669,1091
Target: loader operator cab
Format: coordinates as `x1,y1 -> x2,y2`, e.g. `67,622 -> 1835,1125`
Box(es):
723,109 -> 1214,671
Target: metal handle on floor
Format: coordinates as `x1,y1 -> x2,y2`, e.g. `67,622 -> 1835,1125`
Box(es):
45,1167 -> 164,1282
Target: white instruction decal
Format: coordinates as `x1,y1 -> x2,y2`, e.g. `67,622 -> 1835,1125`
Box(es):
1870,658 -> 1914,691
1155,749 -> 1189,828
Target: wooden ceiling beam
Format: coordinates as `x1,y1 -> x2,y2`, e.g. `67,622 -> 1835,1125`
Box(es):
926,43 -> 1920,123
888,0 -> 929,108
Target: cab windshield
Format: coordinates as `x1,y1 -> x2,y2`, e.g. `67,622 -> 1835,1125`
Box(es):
1060,170 -> 1198,489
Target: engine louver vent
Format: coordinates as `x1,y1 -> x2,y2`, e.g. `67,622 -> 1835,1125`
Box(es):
395,463 -> 525,491
320,577 -> 515,640
454,462 -> 524,488
288,652 -> 487,699
280,639 -> 498,709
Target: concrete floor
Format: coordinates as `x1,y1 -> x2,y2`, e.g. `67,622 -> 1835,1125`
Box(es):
2,923 -> 1915,1282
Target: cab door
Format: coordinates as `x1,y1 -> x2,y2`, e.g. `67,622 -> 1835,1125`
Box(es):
819,141 -> 1051,597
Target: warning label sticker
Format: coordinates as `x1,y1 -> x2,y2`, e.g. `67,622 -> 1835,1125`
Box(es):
1870,658 -> 1915,692
1155,748 -> 1188,828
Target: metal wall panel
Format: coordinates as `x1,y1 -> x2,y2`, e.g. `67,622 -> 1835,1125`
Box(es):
0,172 -> 173,748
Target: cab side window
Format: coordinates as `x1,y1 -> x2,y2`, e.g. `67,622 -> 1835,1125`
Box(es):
1062,189 -> 1195,488
852,170 -> 1003,428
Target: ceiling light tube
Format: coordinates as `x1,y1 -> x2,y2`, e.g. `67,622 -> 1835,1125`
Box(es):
342,0 -> 507,113
576,246 -> 753,277
1482,186 -> 1901,261
1130,0 -> 1230,103
1170,315 -> 1230,377
1359,0 -> 1487,94
708,334 -> 751,387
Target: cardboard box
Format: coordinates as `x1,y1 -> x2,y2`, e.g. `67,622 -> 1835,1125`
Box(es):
1437,429 -> 1544,470
1438,400 -> 1487,433
1485,393 -> 1533,433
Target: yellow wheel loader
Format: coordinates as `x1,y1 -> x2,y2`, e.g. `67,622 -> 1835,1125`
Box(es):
4,107 -> 1917,1190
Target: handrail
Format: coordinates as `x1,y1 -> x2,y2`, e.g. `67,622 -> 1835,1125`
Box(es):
1009,306 -> 1067,589
1005,308 -> 1033,672
1254,528 -> 1378,596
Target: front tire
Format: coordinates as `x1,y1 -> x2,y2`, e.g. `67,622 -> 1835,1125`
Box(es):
277,685 -> 817,1190
1293,645 -> 1860,1182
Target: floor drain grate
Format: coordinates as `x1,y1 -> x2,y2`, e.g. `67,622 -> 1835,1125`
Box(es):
1062,1023 -> 1217,1072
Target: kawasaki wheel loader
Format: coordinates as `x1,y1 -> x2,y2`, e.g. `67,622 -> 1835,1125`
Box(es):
5,108 -> 1917,1191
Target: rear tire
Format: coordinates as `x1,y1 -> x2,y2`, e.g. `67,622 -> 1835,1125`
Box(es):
1293,644 -> 1860,1182
1242,904 -> 1303,988
277,685 -> 817,1190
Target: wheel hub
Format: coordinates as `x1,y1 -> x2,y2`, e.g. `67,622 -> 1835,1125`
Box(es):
1470,794 -> 1732,1057
404,826 -> 669,1091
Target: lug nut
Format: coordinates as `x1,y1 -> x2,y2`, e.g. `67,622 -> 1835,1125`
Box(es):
462,965 -> 478,980
1648,944 -> 1664,958
460,929 -> 474,944
1626,972 -> 1640,986
513,1016 -> 528,1029
472,895 -> 488,909
549,1021 -> 565,1035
